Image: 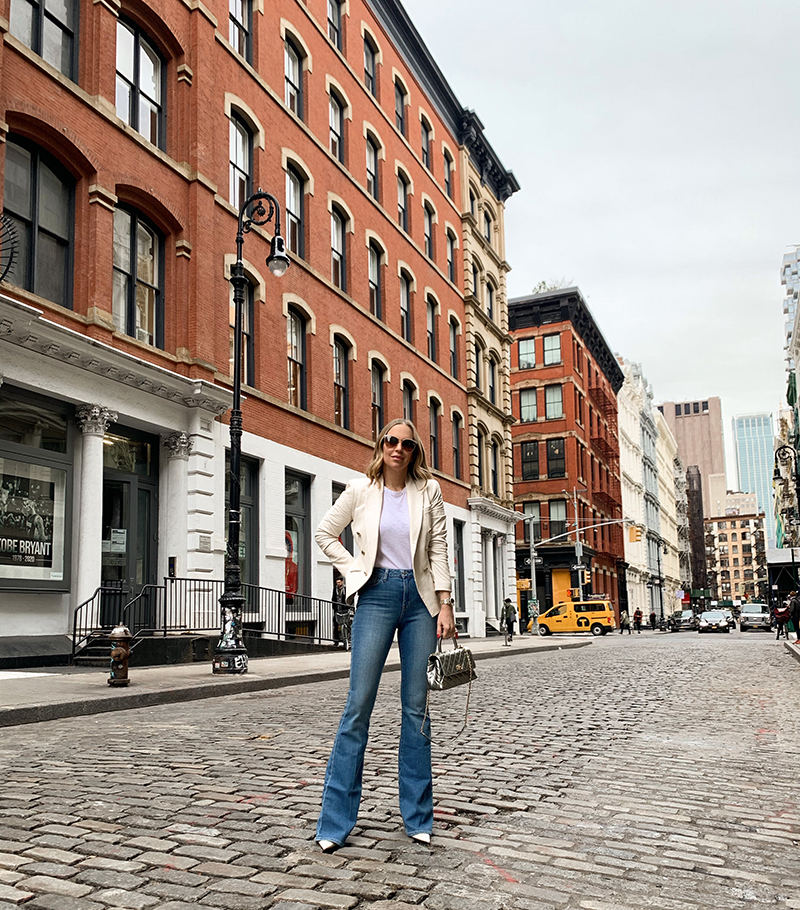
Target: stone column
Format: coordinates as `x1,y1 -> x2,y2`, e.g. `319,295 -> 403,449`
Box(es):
481,528 -> 495,620
75,405 -> 117,609
162,431 -> 193,579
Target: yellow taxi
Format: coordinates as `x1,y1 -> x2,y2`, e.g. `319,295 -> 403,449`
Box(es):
535,599 -> 616,637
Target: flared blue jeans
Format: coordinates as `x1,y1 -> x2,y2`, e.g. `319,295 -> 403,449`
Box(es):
316,568 -> 437,845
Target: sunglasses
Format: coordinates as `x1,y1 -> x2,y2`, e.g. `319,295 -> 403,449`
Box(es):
382,434 -> 418,452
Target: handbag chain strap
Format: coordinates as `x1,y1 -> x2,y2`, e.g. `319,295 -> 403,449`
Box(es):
420,669 -> 472,743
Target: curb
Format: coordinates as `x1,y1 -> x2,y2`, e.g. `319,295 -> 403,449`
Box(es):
784,640 -> 800,665
0,639 -> 590,728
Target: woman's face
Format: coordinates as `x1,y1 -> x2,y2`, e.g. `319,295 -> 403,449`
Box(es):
381,423 -> 416,475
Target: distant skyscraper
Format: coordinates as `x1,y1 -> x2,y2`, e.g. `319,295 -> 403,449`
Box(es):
659,397 -> 726,519
733,413 -> 775,546
781,247 -> 799,374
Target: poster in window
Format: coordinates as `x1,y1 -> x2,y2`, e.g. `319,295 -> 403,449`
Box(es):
0,458 -> 67,582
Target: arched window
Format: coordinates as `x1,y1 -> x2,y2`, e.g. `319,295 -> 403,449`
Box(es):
394,79 -> 407,135
452,413 -> 462,480
4,136 -> 73,309
423,203 -> 434,259
366,136 -> 379,200
230,277 -> 254,386
331,208 -> 346,290
491,439 -> 500,495
333,336 -> 349,428
400,271 -> 412,342
421,117 -> 432,169
446,231 -> 456,282
116,19 -> 164,148
327,0 -> 342,49
426,296 -> 437,362
287,308 -> 306,409
285,165 -> 304,257
229,0 -> 251,61
368,241 -> 382,319
483,210 -> 492,244
488,357 -> 497,405
443,151 -> 454,198
364,37 -> 377,96
469,187 -> 477,217
429,398 -> 441,470
229,114 -> 252,209
449,317 -> 459,378
284,38 -> 303,118
486,281 -> 495,320
402,379 -> 415,422
476,428 -> 486,489
474,340 -> 484,392
10,0 -> 77,78
471,260 -> 481,302
371,363 -> 385,440
329,91 -> 344,162
397,171 -> 409,230
113,206 -> 163,348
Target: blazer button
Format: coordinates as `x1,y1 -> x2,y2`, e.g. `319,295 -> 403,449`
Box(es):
360,549 -> 365,556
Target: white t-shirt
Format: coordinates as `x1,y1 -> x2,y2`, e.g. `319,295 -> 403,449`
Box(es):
375,487 -> 413,570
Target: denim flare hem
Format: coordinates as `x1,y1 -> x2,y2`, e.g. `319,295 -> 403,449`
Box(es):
316,568 -> 438,846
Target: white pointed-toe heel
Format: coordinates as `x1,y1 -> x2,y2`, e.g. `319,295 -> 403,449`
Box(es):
411,832 -> 431,844
317,839 -> 338,853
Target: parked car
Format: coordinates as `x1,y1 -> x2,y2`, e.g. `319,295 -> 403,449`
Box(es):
721,609 -> 737,630
667,609 -> 697,632
697,610 -> 730,633
739,602 -> 772,632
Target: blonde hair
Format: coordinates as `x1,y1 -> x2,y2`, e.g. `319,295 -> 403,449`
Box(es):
365,418 -> 432,484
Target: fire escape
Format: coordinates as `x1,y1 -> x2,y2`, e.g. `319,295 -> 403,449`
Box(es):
589,382 -> 623,557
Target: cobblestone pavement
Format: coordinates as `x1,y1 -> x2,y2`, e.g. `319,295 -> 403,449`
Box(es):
1,632 -> 800,910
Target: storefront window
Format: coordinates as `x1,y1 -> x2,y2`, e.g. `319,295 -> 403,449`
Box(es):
0,386 -> 72,590
103,433 -> 154,476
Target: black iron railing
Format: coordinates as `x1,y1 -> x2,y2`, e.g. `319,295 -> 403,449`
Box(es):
71,577 -> 341,657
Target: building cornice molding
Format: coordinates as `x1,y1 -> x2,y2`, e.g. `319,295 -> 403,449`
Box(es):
0,293 -> 231,415
467,496 -> 520,525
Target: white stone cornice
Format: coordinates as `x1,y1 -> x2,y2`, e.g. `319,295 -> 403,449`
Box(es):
0,293 -> 232,415
468,495 -> 521,526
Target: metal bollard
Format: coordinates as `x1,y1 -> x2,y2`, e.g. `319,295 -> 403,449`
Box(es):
108,624 -> 132,687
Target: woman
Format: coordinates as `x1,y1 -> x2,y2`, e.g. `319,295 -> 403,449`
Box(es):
314,419 -> 455,851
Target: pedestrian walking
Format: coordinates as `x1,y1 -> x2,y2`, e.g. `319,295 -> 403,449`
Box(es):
649,610 -> 657,631
790,591 -> 800,643
620,609 -> 632,634
633,608 -> 643,633
502,598 -> 517,645
775,599 -> 791,640
331,574 -> 349,648
313,418 -> 454,852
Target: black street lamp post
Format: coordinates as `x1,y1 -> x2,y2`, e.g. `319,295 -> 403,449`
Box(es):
213,189 -> 290,675
774,444 -> 800,548
655,538 -> 668,621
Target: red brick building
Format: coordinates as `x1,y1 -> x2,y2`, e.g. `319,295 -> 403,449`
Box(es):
0,0 -> 517,652
508,288 -> 626,620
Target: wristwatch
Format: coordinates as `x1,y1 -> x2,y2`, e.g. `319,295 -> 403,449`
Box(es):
439,596 -> 455,607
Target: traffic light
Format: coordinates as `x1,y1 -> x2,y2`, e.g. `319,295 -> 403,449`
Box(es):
629,526 -> 642,542
583,568 -> 590,586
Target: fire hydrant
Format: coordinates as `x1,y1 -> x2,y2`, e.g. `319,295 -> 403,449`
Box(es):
108,624 -> 132,687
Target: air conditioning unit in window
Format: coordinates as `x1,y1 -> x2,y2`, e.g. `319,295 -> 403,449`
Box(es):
136,329 -> 151,344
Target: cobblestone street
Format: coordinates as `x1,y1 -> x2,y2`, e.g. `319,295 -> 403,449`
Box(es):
1,633 -> 800,910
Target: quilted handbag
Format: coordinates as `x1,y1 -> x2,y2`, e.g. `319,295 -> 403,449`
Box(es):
427,636 -> 477,690
422,635 -> 477,741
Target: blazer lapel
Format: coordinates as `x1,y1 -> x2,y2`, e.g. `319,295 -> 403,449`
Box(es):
364,479 -> 384,566
407,477 -> 425,559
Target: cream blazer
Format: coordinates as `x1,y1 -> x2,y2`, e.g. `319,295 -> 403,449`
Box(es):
315,475 -> 451,616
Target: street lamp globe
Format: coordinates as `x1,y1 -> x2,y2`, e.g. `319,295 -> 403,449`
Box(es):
267,234 -> 290,277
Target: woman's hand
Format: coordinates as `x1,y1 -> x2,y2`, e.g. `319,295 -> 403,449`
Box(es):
437,603 -> 456,639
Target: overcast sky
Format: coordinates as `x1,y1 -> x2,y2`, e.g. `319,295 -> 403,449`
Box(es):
402,0 -> 796,484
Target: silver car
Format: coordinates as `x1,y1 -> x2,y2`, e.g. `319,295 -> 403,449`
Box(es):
739,603 -> 771,632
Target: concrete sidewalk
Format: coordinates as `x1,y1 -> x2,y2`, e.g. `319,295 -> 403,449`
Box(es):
0,634 -> 591,728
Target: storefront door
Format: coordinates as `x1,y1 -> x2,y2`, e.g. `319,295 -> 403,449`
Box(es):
100,430 -> 158,629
